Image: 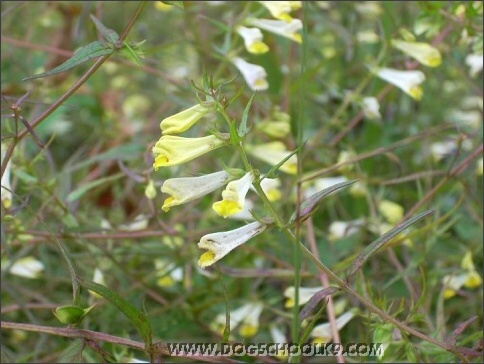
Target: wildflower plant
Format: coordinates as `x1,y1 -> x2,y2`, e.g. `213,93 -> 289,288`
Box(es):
1,2 -> 482,363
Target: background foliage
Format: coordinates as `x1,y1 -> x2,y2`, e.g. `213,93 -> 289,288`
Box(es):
1,1 -> 482,363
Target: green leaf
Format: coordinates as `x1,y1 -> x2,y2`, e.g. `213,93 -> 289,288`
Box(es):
264,144 -> 303,179
65,173 -> 123,203
160,1 -> 184,9
79,278 -> 152,350
287,179 -> 357,226
89,14 -> 119,43
119,42 -> 143,67
238,93 -> 256,137
22,41 -> 113,81
347,210 -> 434,278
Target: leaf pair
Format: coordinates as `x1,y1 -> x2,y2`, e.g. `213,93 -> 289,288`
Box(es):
22,15 -> 142,81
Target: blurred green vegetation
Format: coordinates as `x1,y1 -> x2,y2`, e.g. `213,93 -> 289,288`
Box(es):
1,1 -> 482,363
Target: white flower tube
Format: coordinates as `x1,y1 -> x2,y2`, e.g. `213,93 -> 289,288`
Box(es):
246,142 -> 297,174
310,310 -> 357,342
161,170 -> 232,212
247,18 -> 302,43
283,286 -> 325,307
236,26 -> 269,54
465,54 -> 483,78
361,96 -> 381,119
231,57 -> 269,91
373,67 -> 426,100
213,172 -> 255,218
1,143 -> 12,208
391,39 -> 442,67
198,221 -> 267,268
258,1 -> 301,22
7,256 -> 45,279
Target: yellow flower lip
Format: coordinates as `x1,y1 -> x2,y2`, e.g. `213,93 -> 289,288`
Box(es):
213,172 -> 255,218
197,221 -> 267,268
391,39 -> 442,68
236,26 -> 269,54
372,67 -> 426,100
152,134 -> 227,169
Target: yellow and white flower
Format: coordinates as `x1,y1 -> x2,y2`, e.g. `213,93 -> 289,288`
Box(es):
260,177 -> 282,202
159,102 -> 215,135
1,143 -> 13,208
231,57 -> 269,91
442,251 -> 482,299
152,134 -> 226,169
283,286 -> 325,308
213,172 -> 255,218
258,1 -> 301,22
212,302 -> 264,338
229,199 -> 255,221
256,108 -> 291,138
361,96 -> 381,119
247,18 -> 302,43
465,53 -> 483,78
236,26 -> 269,54
430,140 -> 457,162
119,214 -> 149,231
198,221 -> 267,268
246,142 -> 298,174
373,67 -> 426,100
310,310 -> 357,343
155,259 -> 183,287
477,157 -> 483,176
88,268 -> 106,299
269,324 -> 289,360
391,39 -> 442,67
328,219 -> 365,241
378,199 -> 404,224
6,256 -> 45,279
161,170 -> 232,212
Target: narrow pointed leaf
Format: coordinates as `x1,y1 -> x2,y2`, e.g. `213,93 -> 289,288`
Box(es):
264,144 -> 303,179
299,286 -> 339,322
65,173 -> 123,203
79,278 -> 152,350
347,210 -> 434,278
22,41 -> 113,81
288,180 -> 357,226
120,42 -> 142,66
90,14 -> 119,43
238,93 -> 256,137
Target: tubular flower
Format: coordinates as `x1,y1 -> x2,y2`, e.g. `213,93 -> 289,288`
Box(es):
231,57 -> 269,91
361,96 -> 381,119
6,256 -> 45,279
443,251 -> 483,299
213,172 -> 255,218
211,302 -> 264,338
283,286 -> 325,308
159,102 -> 215,135
378,199 -> 404,224
391,39 -> 442,67
310,310 -> 357,343
152,134 -> 226,169
260,177 -> 282,202
246,142 -> 297,174
155,259 -> 183,287
373,67 -> 426,100
247,18 -> 302,43
161,170 -> 233,212
1,143 -> 12,208
465,53 -> 483,78
198,221 -> 267,268
236,26 -> 269,54
328,219 -> 365,241
258,1 -> 301,22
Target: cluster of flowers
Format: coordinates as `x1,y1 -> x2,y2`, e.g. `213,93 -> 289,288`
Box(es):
231,1 -> 303,91
151,95 -> 297,269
